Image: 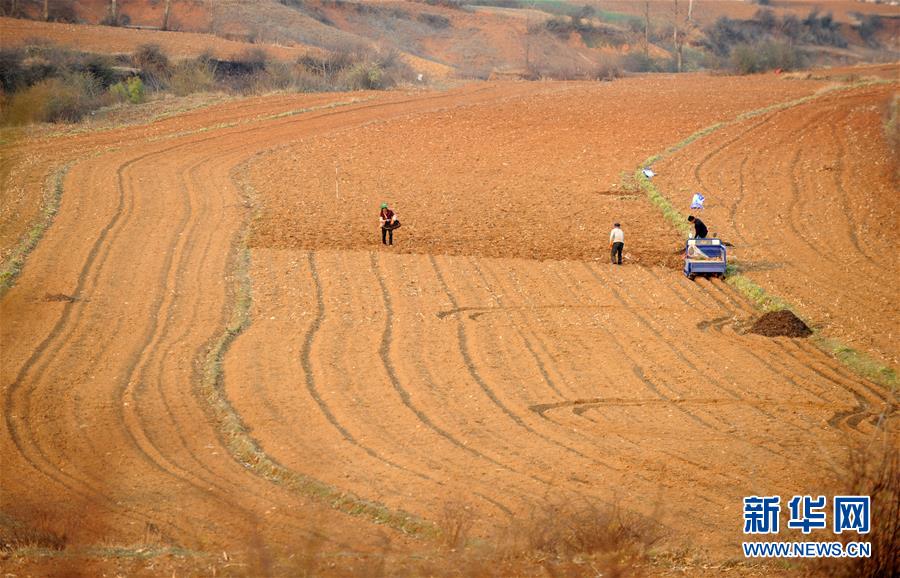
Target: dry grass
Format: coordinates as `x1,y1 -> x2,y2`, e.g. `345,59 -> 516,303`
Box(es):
808,430 -> 899,577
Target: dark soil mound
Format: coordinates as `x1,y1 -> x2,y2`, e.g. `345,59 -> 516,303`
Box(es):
750,310 -> 812,338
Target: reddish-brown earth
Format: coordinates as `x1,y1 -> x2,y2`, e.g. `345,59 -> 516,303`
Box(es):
654,78 -> 900,367
0,16 -> 317,61
2,74 -> 897,575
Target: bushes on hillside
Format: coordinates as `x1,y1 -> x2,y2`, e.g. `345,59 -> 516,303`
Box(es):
418,13 -> 451,29
703,9 -> 847,58
132,44 -> 170,89
730,41 -> 804,74
109,76 -> 145,104
854,14 -> 884,47
4,72 -> 103,124
168,59 -> 217,96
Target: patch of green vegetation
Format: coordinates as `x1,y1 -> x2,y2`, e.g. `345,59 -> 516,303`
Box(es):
813,336 -> 897,392
11,545 -> 206,560
0,163 -> 69,296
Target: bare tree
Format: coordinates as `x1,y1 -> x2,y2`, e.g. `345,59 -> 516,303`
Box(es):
643,1 -> 650,55
43,0 -> 48,21
109,0 -> 117,24
162,0 -> 172,31
673,0 -> 683,72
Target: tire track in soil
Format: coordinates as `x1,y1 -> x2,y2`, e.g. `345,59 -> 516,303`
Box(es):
508,261 -> 740,508
302,251 -> 433,483
3,145 -> 210,538
549,263 -> 723,432
311,250 -> 513,518
115,142 -> 320,554
371,252 -> 528,516
827,116 -> 877,266
9,128 -> 320,558
659,270 -> 833,405
324,252 -> 510,513
7,89 -> 538,552
545,263 -> 779,492
388,254 -> 566,505
591,269 -> 828,451
470,260 -> 693,472
474,258 -> 743,494
462,258 -> 641,474
570,264 -> 809,461
429,254 -> 628,477
695,278 -> 873,436
695,277 -> 894,433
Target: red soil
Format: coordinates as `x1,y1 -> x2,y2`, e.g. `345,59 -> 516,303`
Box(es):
0,16 -> 317,61
2,74 -> 897,575
654,75 -> 900,366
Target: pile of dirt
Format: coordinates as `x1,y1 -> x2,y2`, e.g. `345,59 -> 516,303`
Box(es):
750,310 -> 812,338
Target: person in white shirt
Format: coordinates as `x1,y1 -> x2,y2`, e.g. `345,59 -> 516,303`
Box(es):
609,223 -> 624,265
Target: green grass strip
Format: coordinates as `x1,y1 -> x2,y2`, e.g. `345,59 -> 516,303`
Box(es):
632,78 -> 898,392
9,545 -> 206,560
197,164 -> 438,539
0,163 -> 70,297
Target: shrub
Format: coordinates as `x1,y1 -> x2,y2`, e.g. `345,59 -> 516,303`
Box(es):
133,44 -> 170,88
298,49 -> 359,80
418,12 -> 451,29
802,10 -> 846,47
168,59 -> 217,96
0,48 -> 26,92
855,14 -> 883,47
621,51 -> 663,73
343,62 -> 384,90
46,0 -> 77,22
731,41 -> 803,74
3,72 -> 103,125
592,55 -> 622,81
808,436 -> 899,578
109,76 -> 145,104
234,47 -> 269,71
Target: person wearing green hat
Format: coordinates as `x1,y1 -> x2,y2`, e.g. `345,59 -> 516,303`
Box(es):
379,202 -> 399,245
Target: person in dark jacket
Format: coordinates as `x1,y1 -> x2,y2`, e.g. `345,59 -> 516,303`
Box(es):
688,215 -> 708,239
379,202 -> 399,245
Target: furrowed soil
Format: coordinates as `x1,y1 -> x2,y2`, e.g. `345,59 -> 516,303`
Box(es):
2,74 -> 897,575
653,79 -> 900,367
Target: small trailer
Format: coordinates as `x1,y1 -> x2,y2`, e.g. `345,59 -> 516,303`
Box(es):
684,238 -> 726,280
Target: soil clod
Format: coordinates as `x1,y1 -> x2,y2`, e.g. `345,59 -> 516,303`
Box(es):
43,293 -> 77,303
750,310 -> 812,338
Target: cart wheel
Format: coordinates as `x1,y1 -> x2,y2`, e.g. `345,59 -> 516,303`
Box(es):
688,274 -> 696,281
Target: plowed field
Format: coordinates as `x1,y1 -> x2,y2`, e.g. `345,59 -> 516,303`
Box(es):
654,81 -> 899,367
2,74 -> 897,575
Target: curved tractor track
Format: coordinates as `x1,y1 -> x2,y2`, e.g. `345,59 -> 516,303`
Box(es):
2,75 -> 897,573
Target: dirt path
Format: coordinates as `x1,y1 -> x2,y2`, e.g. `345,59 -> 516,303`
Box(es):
654,82 -> 900,367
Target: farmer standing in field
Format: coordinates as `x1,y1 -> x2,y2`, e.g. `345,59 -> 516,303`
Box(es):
688,215 -> 708,239
379,202 -> 399,245
609,222 -> 624,265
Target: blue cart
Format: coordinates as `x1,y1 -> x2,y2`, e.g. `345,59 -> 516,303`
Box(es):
684,238 -> 726,280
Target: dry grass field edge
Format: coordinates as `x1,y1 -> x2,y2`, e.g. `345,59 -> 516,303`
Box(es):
0,163 -> 69,297
197,157 -> 439,539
